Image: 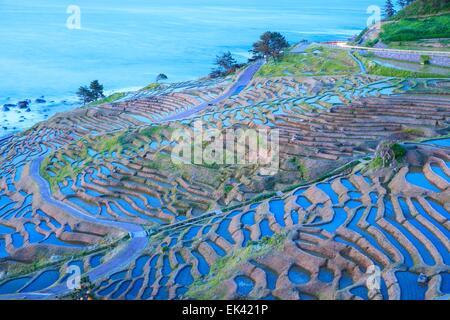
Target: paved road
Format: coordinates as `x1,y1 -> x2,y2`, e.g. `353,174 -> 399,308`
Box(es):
0,61 -> 265,299
30,157 -> 146,235
0,158 -> 149,299
334,42 -> 450,57
159,60 -> 264,123
291,42 -> 310,54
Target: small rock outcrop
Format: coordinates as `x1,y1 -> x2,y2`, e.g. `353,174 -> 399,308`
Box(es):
18,100 -> 30,109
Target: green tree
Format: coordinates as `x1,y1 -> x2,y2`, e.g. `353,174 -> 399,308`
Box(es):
384,0 -> 396,18
89,80 -> 105,100
70,276 -> 97,300
251,31 -> 289,61
210,51 -> 238,78
420,55 -> 431,65
156,73 -> 168,82
76,86 -> 95,105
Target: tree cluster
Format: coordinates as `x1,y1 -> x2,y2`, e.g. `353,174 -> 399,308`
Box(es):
210,51 -> 242,78
385,0 -> 397,18
250,31 -> 289,61
76,80 -> 105,105
210,31 -> 289,78
69,276 -> 97,300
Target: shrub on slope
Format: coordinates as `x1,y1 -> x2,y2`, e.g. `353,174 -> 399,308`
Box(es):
395,0 -> 450,19
380,14 -> 450,42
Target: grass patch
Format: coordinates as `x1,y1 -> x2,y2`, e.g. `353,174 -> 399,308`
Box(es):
367,62 -> 446,78
224,184 -> 234,195
140,125 -> 174,140
387,39 -> 450,52
369,156 -> 384,170
401,128 -> 425,137
185,233 -> 287,299
355,52 -> 447,78
256,45 -> 359,77
290,157 -> 309,180
380,14 -> 450,43
40,146 -> 90,192
94,133 -> 124,154
141,83 -> 163,91
369,142 -> 406,169
87,92 -> 126,107
40,133 -> 126,191
2,236 -> 124,280
391,143 -> 407,159
394,0 -> 450,19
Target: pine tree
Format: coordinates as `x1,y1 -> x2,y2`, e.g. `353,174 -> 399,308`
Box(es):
156,73 -> 168,83
384,0 -> 396,18
76,80 -> 105,105
76,86 -> 94,105
251,31 -> 289,60
210,51 -> 238,78
89,80 -> 105,100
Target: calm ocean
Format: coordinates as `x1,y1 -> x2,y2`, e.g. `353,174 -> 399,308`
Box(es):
0,0 -> 384,135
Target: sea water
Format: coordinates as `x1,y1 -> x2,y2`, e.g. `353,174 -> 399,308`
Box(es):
0,0 -> 384,136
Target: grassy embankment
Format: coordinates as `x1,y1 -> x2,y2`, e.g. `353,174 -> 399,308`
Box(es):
394,0 -> 450,19
380,14 -> 450,43
39,125 -> 172,192
357,0 -> 450,49
256,45 -> 359,77
87,92 -> 127,107
357,4 -> 450,77
38,124 -> 239,215
185,232 -> 287,299
355,51 -> 449,78
85,82 -> 167,107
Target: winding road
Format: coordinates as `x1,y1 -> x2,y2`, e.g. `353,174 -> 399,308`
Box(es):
160,60 -> 264,123
0,61 -> 264,299
0,43 -> 393,299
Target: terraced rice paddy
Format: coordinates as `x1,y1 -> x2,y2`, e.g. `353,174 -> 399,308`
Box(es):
73,142 -> 449,300
0,63 -> 449,300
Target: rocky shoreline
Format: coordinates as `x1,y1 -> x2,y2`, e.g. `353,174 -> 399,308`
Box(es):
1,96 -> 80,137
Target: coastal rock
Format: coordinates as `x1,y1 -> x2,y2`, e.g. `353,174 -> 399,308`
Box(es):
2,105 -> 10,112
18,100 -> 29,109
35,98 -> 46,103
25,108 -> 31,112
3,103 -> 16,108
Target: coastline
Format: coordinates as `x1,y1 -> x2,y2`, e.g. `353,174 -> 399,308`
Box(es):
0,86 -> 146,138
0,27 -> 368,139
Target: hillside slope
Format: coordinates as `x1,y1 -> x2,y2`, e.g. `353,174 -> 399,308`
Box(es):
395,0 -> 450,19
